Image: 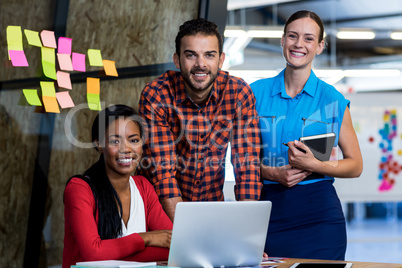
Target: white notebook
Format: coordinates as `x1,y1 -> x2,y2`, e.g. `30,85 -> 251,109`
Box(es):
74,260 -> 156,268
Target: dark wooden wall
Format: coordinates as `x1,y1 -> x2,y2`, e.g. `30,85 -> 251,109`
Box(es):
0,0 -> 199,267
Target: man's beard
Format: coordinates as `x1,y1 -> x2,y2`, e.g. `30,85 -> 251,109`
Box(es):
181,67 -> 217,92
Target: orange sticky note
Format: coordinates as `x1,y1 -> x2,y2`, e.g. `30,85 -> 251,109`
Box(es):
57,53 -> 73,71
103,60 -> 118,77
56,91 -> 75,108
57,71 -> 72,90
87,77 -> 100,94
40,30 -> 57,48
42,96 -> 60,113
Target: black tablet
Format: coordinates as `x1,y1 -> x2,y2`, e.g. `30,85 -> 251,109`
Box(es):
299,132 -> 336,161
290,263 -> 353,268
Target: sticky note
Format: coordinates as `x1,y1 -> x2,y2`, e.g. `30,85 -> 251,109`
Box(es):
7,26 -> 23,59
40,81 -> 56,97
42,61 -> 57,80
87,49 -> 103,66
57,53 -> 73,71
40,30 -> 57,48
23,89 -> 42,106
58,37 -> 72,55
87,93 -> 101,111
56,91 -> 75,108
24,29 -> 42,47
9,50 -> 29,67
103,60 -> 118,77
42,96 -> 60,113
56,71 -> 72,89
87,77 -> 100,94
41,47 -> 57,80
72,52 -> 86,72
42,46 -> 55,62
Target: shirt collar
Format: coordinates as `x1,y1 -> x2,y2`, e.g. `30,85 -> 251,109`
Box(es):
271,69 -> 318,98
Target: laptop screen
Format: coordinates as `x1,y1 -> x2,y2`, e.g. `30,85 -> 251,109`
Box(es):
168,201 -> 272,268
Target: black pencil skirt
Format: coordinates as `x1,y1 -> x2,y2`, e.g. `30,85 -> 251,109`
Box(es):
261,180 -> 347,260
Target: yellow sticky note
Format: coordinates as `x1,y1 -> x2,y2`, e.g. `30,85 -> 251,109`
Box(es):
42,47 -> 57,80
42,96 -> 60,113
40,81 -> 56,97
23,89 -> 42,106
24,29 -> 42,47
87,49 -> 103,66
56,91 -> 75,108
87,93 -> 101,111
103,60 -> 118,77
87,77 -> 100,94
42,47 -> 55,62
7,26 -> 23,59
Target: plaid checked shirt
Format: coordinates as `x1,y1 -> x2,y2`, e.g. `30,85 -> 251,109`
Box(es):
138,70 -> 261,201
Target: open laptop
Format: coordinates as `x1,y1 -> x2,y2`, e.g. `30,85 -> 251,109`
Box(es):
167,201 -> 272,268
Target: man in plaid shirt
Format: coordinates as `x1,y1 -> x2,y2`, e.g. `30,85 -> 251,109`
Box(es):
139,18 -> 262,221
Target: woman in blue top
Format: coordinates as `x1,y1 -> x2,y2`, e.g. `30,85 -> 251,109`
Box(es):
251,10 -> 363,260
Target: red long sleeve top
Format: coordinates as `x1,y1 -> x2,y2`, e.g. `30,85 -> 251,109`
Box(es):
62,175 -> 173,268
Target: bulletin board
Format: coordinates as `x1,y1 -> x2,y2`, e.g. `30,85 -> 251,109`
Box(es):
334,92 -> 402,202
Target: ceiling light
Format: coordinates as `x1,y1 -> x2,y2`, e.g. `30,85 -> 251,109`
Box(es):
224,30 -> 247,38
336,31 -> 375,40
247,30 -> 283,38
390,32 -> 402,40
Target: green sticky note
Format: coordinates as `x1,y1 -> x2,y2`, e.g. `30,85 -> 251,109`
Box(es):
41,47 -> 57,80
24,29 -> 42,47
23,89 -> 42,106
40,81 -> 56,97
7,26 -> 23,59
42,61 -> 57,80
87,93 -> 101,111
87,49 -> 103,66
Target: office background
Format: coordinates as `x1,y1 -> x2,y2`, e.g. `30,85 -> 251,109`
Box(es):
1,0 -> 401,267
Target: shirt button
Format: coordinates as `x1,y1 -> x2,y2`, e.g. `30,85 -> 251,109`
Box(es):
194,180 -> 201,186
200,134 -> 204,139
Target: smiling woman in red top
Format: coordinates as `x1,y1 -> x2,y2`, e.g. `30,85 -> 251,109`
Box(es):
63,105 -> 172,268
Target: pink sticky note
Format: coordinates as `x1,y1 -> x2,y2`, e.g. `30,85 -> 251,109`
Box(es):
9,50 -> 28,67
56,91 -> 75,108
58,37 -> 72,55
57,71 -> 72,89
40,30 -> 57,48
72,52 -> 86,72
57,53 -> 73,71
